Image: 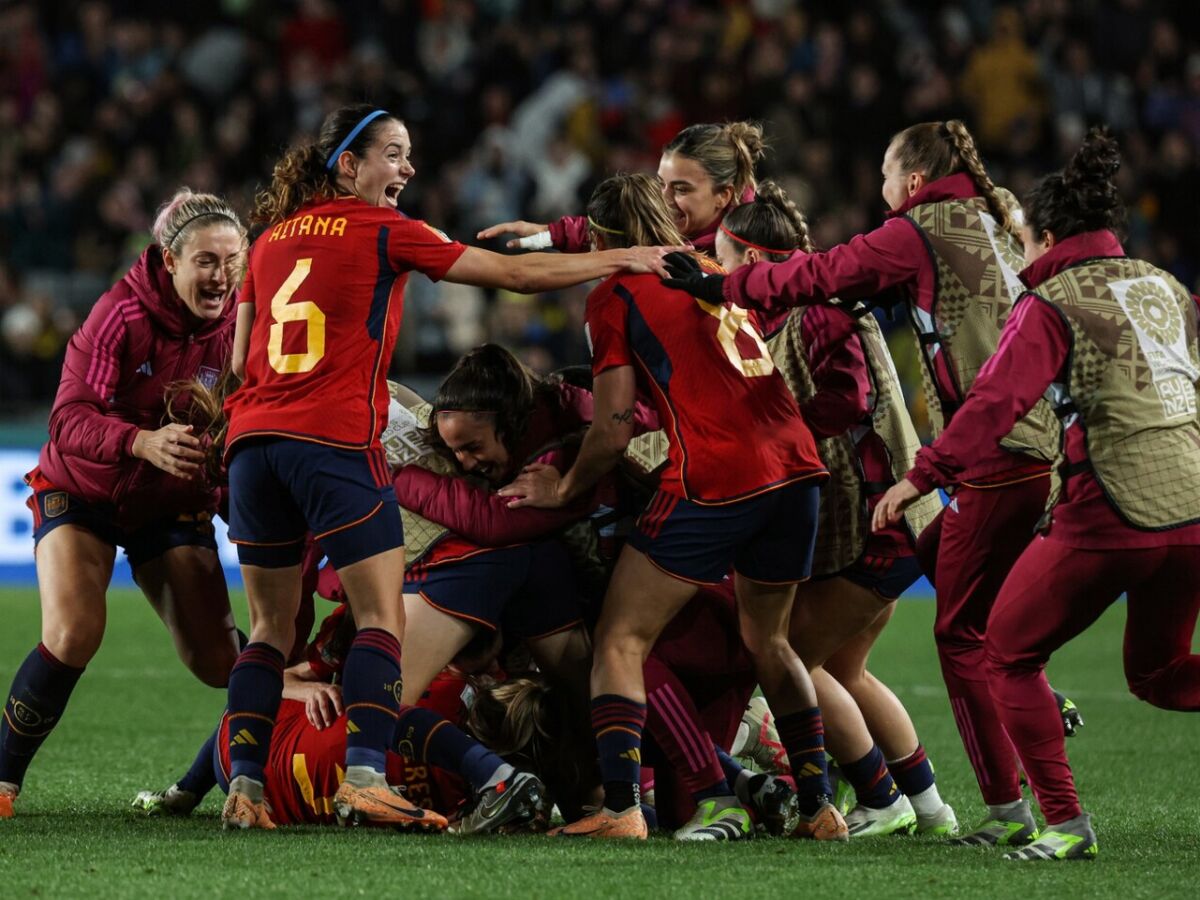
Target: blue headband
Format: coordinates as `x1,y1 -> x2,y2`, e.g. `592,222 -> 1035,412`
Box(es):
325,110 -> 390,171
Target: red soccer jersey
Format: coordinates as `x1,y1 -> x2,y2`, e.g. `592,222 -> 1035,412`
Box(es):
225,196 -> 466,452
218,691 -> 471,826
585,272 -> 826,503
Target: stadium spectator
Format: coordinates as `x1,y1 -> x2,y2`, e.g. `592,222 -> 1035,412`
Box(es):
1,1 -> 1199,416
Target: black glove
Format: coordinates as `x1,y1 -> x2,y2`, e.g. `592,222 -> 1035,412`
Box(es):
661,252 -> 726,305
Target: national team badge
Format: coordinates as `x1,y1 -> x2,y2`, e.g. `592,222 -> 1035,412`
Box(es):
197,366 -> 220,390
44,492 -> 68,518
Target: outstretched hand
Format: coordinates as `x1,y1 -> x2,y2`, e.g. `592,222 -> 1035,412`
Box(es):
872,478 -> 921,532
476,220 -> 549,249
497,463 -> 566,509
661,251 -> 726,304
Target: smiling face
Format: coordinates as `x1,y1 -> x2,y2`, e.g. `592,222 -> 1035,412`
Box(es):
163,223 -> 244,321
436,412 -> 511,485
335,119 -> 415,210
657,152 -> 733,238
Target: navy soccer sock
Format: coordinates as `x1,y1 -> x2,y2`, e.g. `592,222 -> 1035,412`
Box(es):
842,745 -> 901,809
775,707 -> 833,815
396,706 -> 509,792
176,725 -> 221,798
888,744 -> 936,797
342,628 -> 403,777
592,694 -> 647,812
0,644 -> 84,789
714,744 -> 745,785
225,642 -> 285,785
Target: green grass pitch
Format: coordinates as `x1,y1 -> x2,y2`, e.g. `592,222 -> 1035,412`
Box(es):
1,588 -> 1197,898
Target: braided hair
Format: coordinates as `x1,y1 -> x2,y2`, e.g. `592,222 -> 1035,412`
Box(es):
889,120 -> 1016,236
720,180 -> 813,262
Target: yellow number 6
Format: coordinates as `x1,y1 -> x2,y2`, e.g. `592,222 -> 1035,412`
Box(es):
696,299 -> 774,378
267,258 -> 326,374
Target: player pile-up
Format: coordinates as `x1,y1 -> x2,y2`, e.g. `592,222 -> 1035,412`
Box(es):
3,105 -> 1198,866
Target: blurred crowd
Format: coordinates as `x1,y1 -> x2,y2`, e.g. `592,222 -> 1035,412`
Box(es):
2,0 -> 1199,418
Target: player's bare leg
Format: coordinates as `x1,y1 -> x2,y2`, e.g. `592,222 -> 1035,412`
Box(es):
825,603 -> 955,834
555,548 -> 696,839
1,526 -> 113,817
135,545 -> 239,688
735,574 -> 847,841
398,592 -> 475,706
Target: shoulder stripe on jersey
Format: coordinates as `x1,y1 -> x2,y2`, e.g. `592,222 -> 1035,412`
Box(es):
367,226 -> 398,342
613,284 -> 672,387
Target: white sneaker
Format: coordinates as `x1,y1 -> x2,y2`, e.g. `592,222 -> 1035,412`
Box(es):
673,796 -> 754,841
916,802 -> 959,836
845,794 -> 917,837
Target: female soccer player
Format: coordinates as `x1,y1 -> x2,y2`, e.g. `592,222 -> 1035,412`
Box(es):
714,183 -> 956,838
875,130 -> 1200,862
502,173 -> 845,841
665,120 -> 1062,845
221,103 -> 675,831
479,121 -> 764,257
137,602 -> 545,834
0,189 -> 246,819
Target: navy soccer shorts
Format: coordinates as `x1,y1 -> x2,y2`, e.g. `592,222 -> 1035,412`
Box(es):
628,478 -> 821,585
227,438 -> 402,569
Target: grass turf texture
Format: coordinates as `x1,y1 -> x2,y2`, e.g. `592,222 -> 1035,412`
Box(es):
1,589 -> 1197,899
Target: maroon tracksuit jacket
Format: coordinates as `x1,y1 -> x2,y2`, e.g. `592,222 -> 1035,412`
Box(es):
32,245 -> 234,531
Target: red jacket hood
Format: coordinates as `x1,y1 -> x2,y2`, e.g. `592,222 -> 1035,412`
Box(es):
1019,230 -> 1125,289
884,172 -> 980,219
122,244 -> 237,339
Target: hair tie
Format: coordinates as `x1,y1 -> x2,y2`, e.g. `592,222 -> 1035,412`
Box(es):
165,211 -> 239,249
588,217 -> 625,236
719,223 -> 794,257
325,110 -> 390,171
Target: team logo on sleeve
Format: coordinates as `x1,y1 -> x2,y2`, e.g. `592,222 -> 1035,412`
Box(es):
419,222 -> 452,243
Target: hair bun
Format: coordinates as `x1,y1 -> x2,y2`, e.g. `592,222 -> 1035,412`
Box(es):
1063,128 -> 1121,187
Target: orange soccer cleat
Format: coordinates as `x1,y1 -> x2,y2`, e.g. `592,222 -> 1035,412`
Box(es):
333,781 -> 448,831
221,789 -> 277,831
793,802 -> 850,842
550,806 -> 649,840
0,789 -> 15,819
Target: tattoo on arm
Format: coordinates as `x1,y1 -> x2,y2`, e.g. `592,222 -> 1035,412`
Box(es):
611,407 -> 634,425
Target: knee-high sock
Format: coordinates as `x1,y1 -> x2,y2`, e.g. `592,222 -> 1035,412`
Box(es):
0,644 -> 84,788
226,643 -> 285,784
841,745 -> 901,809
592,694 -> 647,812
342,628 -> 403,775
395,705 -> 509,792
775,707 -> 832,815
177,725 -> 221,798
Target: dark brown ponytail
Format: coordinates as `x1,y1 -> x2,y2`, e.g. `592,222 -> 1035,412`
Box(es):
1024,128 -> 1125,243
252,103 -> 401,225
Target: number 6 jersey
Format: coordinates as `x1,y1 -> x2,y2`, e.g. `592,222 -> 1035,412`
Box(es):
586,269 -> 826,504
225,196 -> 466,452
